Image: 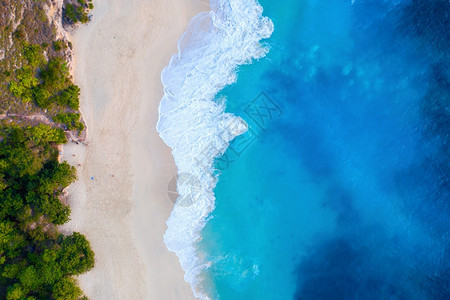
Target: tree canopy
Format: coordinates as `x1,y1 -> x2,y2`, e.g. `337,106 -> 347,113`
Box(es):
0,125 -> 94,299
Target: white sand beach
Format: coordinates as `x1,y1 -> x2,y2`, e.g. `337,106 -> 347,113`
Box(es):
60,0 -> 209,299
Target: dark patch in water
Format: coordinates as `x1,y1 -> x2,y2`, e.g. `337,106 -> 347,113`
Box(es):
393,65 -> 449,243
295,238 -> 411,300
401,0 -> 450,56
322,185 -> 360,227
294,1 -> 449,299
294,235 -> 449,300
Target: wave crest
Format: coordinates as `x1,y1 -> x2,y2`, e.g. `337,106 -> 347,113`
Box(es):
157,0 -> 273,298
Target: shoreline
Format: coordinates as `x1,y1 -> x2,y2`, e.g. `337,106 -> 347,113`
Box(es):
156,0 -> 273,297
60,0 -> 209,298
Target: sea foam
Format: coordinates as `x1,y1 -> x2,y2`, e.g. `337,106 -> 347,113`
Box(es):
157,0 -> 273,298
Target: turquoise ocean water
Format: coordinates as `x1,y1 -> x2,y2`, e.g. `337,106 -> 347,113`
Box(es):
157,0 -> 449,299
189,0 -> 449,299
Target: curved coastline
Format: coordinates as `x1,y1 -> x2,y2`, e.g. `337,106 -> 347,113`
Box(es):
157,0 -> 273,297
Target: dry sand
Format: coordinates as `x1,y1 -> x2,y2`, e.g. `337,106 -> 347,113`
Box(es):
60,0 -> 209,299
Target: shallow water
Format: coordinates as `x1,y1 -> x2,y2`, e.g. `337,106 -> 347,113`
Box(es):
195,0 -> 449,299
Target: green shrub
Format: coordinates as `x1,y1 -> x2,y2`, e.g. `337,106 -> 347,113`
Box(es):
23,44 -> 44,68
9,67 -> 39,103
53,113 -> 84,131
52,40 -> 66,51
40,57 -> 70,92
3,146 -> 42,177
0,221 -> 26,259
9,57 -> 79,109
6,284 -> 25,300
52,277 -> 82,300
60,233 -> 95,275
28,124 -> 67,144
64,3 -> 89,24
55,85 -> 80,109
18,266 -> 39,290
64,4 -> 78,24
76,5 -> 89,23
33,86 -> 51,108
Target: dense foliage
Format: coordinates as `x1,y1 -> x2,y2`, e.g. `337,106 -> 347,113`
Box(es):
8,42 -> 83,131
9,46 -> 75,110
0,125 -> 94,299
53,113 -> 84,132
63,0 -> 94,24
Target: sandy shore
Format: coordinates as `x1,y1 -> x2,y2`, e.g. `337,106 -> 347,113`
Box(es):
60,0 -> 209,299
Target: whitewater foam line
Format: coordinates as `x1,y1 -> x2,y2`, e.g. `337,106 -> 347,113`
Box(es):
157,0 -> 273,298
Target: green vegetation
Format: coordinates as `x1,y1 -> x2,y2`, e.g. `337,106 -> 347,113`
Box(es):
0,125 -> 94,299
23,45 -> 45,68
34,57 -> 72,108
53,113 -> 84,132
55,85 -> 81,110
63,0 -> 93,24
8,44 -> 81,111
9,67 -> 39,103
0,0 -> 94,298
9,55 -> 73,109
0,1 -> 62,113
52,40 -> 67,52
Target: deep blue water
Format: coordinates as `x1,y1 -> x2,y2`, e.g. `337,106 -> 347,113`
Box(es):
197,0 -> 449,299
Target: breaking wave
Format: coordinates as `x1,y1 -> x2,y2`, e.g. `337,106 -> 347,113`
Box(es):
157,0 -> 273,298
